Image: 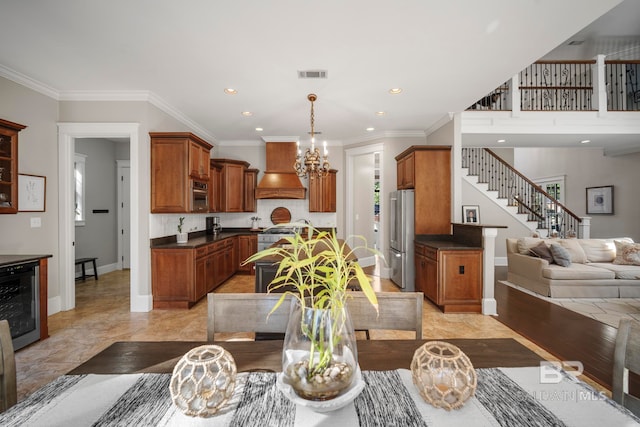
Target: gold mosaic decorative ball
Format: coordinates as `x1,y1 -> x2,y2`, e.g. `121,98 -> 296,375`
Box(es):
411,341 -> 477,410
169,345 -> 237,417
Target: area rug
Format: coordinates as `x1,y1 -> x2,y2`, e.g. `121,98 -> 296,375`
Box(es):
500,280 -> 640,328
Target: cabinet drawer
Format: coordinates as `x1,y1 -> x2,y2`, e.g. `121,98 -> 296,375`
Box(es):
196,247 -> 208,258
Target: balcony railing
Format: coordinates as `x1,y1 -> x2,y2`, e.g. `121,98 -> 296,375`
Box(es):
466,59 -> 640,112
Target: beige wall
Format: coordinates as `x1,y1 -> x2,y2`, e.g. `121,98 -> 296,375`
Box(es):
0,77 -> 60,300
515,147 -> 640,242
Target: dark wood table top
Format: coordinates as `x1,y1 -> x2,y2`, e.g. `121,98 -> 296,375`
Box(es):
68,338 -> 543,375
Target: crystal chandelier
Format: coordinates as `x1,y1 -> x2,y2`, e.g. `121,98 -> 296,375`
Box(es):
295,93 -> 330,177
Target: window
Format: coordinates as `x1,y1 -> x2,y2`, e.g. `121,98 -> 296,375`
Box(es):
74,153 -> 87,226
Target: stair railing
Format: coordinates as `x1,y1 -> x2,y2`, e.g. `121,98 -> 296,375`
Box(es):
462,147 -> 582,238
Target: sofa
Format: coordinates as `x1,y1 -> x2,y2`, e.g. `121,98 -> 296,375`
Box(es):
506,237 -> 640,298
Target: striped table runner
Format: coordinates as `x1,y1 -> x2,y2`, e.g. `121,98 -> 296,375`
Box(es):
1,368 -> 638,426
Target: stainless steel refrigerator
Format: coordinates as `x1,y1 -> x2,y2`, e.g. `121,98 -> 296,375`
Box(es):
389,190 -> 415,291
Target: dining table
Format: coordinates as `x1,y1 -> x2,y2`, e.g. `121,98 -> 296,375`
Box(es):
2,338 -> 639,426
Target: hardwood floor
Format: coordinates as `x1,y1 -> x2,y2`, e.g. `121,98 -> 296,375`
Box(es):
13,267 -> 610,402
493,266 -> 636,393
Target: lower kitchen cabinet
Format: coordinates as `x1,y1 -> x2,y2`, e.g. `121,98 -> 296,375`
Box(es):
151,237 -> 237,309
237,234 -> 257,274
415,242 -> 483,313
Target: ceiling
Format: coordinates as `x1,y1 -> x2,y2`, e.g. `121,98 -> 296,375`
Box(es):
0,0 -> 637,150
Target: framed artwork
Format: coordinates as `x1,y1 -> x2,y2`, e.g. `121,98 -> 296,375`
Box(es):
18,174 -> 46,212
586,185 -> 613,215
462,205 -> 480,224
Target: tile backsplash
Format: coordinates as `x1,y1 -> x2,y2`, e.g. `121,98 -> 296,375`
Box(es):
149,199 -> 336,238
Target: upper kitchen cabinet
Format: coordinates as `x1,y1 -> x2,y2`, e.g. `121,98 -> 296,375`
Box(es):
209,162 -> 223,213
0,118 -> 27,214
397,152 -> 415,189
396,146 -> 451,235
244,168 -> 258,212
150,132 -> 213,213
212,159 -> 249,213
309,169 -> 337,212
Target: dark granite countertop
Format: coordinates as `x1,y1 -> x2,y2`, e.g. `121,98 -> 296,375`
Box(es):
0,254 -> 52,268
151,229 -> 261,249
414,237 -> 482,250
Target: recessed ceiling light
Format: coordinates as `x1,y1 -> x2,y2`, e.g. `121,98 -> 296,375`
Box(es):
389,88 -> 402,94
497,139 -> 506,143
366,127 -> 375,132
255,127 -> 263,132
224,88 -> 237,95
376,111 -> 386,116
581,139 -> 590,144
241,111 -> 253,117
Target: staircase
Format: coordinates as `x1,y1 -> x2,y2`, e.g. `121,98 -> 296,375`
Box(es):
461,148 -> 584,238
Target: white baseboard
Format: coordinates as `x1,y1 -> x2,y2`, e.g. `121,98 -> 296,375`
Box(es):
494,257 -> 508,267
48,296 -> 61,315
131,294 -> 153,312
482,298 -> 497,315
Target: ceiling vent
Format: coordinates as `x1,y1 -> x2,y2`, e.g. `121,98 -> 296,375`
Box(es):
298,70 -> 328,79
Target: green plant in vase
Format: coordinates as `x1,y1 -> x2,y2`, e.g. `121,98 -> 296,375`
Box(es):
244,226 -> 380,400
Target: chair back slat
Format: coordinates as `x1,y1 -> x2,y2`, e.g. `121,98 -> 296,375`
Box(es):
613,318 -> 640,416
0,319 -> 17,413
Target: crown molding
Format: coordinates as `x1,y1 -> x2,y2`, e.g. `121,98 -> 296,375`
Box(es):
261,136 -> 301,143
0,63 -> 60,100
343,130 -> 426,146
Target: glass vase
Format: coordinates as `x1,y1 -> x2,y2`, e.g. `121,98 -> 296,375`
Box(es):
282,297 -> 358,401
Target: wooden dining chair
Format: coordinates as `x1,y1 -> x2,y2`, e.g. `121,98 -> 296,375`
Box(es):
613,318 -> 640,416
346,292 -> 424,339
207,293 -> 292,341
0,319 -> 17,413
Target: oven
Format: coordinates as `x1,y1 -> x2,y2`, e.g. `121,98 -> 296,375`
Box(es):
191,180 -> 208,212
0,261 -> 40,350
257,228 -> 296,252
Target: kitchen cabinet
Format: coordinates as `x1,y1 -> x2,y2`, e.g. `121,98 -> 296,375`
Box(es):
396,146 -> 451,235
151,237 -> 237,309
209,162 -> 223,213
150,132 -> 213,213
211,159 -> 249,213
0,118 -> 27,214
415,242 -> 482,313
243,168 -> 258,212
309,169 -> 337,212
189,140 -> 210,181
237,234 -> 257,274
396,152 -> 414,190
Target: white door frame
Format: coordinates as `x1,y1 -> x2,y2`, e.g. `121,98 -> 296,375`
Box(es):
345,143 -> 384,271
117,160 -> 131,270
58,123 -> 143,311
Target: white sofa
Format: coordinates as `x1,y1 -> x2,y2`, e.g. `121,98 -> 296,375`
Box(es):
506,237 -> 640,298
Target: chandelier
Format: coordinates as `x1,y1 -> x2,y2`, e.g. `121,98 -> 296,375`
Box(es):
295,93 -> 330,178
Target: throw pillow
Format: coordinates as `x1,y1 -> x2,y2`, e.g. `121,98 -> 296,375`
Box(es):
529,241 -> 554,263
558,239 -> 588,264
517,237 -> 543,255
613,240 -> 640,266
550,243 -> 572,267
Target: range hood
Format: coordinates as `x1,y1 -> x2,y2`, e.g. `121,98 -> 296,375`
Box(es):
255,141 -> 306,199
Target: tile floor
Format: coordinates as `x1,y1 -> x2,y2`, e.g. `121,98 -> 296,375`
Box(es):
15,270 -> 564,401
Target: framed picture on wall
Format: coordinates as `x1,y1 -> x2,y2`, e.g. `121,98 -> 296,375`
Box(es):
462,205 -> 480,224
18,174 -> 46,212
586,185 -> 614,214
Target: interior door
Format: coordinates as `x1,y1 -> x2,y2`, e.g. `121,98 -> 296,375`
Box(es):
118,161 -> 131,269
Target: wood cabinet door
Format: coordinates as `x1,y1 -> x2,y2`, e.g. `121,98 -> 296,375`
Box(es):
243,169 -> 258,212
414,149 -> 451,235
151,249 -> 194,304
308,174 -> 322,212
151,138 -> 189,213
223,163 -> 244,212
424,256 -> 439,303
209,166 -> 222,212
237,235 -> 257,273
0,119 -> 24,214
189,142 -> 210,181
322,170 -> 337,212
439,251 -> 482,305
414,253 -> 425,294
195,255 -> 207,300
